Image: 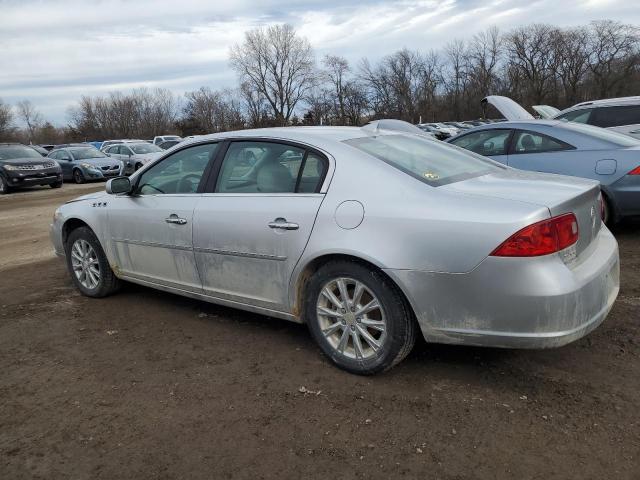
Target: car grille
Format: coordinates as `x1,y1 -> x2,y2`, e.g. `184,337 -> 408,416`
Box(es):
101,165 -> 119,171
15,161 -> 56,170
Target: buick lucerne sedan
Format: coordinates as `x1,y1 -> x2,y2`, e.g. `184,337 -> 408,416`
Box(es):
50,127 -> 620,374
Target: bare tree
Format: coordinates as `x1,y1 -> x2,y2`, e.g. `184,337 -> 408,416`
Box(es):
322,55 -> 350,124
0,98 -> 14,140
16,100 -> 43,143
229,24 -> 315,126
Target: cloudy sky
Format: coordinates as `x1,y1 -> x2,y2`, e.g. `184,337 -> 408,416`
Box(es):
1,0 -> 638,125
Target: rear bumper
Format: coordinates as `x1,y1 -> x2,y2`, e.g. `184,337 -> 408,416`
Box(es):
386,226 -> 620,349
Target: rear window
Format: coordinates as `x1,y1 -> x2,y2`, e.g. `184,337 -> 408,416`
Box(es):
591,105 -> 640,128
561,122 -> 640,147
344,134 -> 503,186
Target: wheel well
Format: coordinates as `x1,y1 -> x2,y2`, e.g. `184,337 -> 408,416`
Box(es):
293,254 -> 416,322
62,218 -> 91,245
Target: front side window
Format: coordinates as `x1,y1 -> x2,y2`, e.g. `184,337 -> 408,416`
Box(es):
346,134 -> 502,186
215,141 -> 326,193
449,129 -> 512,156
511,131 -> 574,154
591,105 -> 640,128
58,150 -> 72,161
136,143 -> 218,195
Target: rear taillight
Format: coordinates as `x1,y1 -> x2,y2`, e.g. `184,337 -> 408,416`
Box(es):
491,213 -> 579,257
628,166 -> 640,175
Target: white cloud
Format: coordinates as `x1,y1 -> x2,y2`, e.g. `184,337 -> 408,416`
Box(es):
0,0 -> 638,124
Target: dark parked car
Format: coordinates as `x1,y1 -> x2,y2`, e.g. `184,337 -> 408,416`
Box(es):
0,143 -> 63,194
48,146 -> 122,184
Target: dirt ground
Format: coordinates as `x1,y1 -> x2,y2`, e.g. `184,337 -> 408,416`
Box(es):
1,183 -> 639,480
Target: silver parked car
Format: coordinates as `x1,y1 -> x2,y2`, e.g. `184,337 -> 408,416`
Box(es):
103,142 -> 164,175
50,127 -> 620,374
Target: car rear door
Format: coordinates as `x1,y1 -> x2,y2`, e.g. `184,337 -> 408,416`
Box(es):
107,142 -> 219,291
506,129 -> 583,175
448,129 -> 512,165
192,140 -> 330,313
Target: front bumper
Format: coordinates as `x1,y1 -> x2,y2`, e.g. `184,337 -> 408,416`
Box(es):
4,167 -> 62,187
82,167 -> 122,180
386,226 -> 620,349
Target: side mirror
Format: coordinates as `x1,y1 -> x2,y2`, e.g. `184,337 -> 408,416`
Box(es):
106,176 -> 132,195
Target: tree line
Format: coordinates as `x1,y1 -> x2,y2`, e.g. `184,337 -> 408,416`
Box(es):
0,19 -> 638,144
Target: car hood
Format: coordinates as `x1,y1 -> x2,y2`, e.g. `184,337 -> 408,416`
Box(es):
482,95 -> 535,121
65,191 -> 108,204
79,157 -> 120,167
532,105 -> 560,118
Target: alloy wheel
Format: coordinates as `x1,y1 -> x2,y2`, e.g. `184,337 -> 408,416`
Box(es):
316,277 -> 387,360
70,239 -> 100,290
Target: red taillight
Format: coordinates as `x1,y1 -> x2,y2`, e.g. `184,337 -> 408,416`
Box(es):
491,213 -> 579,257
628,166 -> 640,175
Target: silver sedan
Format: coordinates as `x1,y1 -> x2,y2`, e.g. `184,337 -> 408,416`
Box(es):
50,127 -> 620,374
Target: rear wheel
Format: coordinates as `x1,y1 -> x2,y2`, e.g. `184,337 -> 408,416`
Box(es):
66,226 -> 120,297
305,261 -> 416,375
601,194 -> 616,226
0,176 -> 10,194
73,169 -> 85,184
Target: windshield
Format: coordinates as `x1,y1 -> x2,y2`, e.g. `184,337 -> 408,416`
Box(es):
344,134 -> 503,186
131,143 -> 162,154
69,147 -> 107,160
163,136 -> 181,141
561,121 -> 640,147
0,145 -> 43,160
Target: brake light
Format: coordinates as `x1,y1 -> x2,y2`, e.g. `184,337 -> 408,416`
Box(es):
491,213 -> 579,257
628,166 -> 640,175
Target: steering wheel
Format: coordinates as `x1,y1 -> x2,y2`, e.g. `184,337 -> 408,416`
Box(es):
178,174 -> 201,193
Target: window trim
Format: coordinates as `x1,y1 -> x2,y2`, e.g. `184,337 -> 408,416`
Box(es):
204,138 -> 330,195
508,129 -> 576,155
449,128 -> 514,157
131,141 -> 220,196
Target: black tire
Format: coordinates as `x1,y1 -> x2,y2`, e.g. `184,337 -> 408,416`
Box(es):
73,169 -> 85,184
65,226 -> 120,298
602,194 -> 616,226
50,180 -> 63,189
0,175 -> 10,194
305,260 -> 417,375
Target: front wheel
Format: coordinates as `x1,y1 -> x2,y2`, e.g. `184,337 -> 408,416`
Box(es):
66,226 -> 120,297
305,261 -> 417,375
50,180 -> 63,189
0,176 -> 10,194
73,169 -> 85,184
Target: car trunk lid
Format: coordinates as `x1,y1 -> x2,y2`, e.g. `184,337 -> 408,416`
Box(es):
441,169 -> 602,257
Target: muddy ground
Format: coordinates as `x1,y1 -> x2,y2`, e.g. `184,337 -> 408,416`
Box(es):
1,183 -> 639,479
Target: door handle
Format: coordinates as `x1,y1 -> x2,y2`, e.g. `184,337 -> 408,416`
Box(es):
165,214 -> 188,225
268,218 -> 299,230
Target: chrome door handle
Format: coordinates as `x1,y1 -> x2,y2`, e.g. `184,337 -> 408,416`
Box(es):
268,218 -> 299,230
165,214 -> 188,225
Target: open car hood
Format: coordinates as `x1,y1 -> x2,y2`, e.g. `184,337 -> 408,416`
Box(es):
481,95 -> 534,121
532,105 -> 560,119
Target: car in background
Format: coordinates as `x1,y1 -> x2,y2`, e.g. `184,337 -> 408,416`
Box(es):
103,142 -> 164,174
158,139 -> 182,150
37,144 -> 56,152
50,126 -> 619,374
30,145 -> 50,157
99,139 -> 147,152
0,143 -> 63,193
416,124 -> 450,140
553,97 -> 640,140
364,119 -> 437,140
443,121 -> 472,130
153,135 -> 182,146
48,145 -> 122,184
447,120 -> 640,223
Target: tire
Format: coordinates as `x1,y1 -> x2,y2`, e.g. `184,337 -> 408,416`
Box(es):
305,260 -> 417,375
602,194 -> 616,226
0,175 -> 10,194
50,180 -> 63,189
65,226 -> 120,298
73,169 -> 85,184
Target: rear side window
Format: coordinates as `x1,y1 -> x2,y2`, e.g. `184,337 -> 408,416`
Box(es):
591,105 -> 640,128
557,108 -> 593,124
449,129 -> 511,156
345,134 -> 502,187
511,131 -> 574,154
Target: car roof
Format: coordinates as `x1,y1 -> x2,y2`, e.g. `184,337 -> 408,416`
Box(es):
557,96 -> 640,115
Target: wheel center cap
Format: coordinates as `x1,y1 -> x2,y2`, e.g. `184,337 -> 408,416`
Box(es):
344,312 -> 356,325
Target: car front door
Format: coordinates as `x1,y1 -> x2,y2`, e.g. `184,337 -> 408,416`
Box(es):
107,142 -> 219,291
55,150 -> 73,179
448,129 -> 512,165
193,140 -> 329,313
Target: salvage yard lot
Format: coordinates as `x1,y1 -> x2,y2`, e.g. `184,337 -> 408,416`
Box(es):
1,185 -> 639,479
